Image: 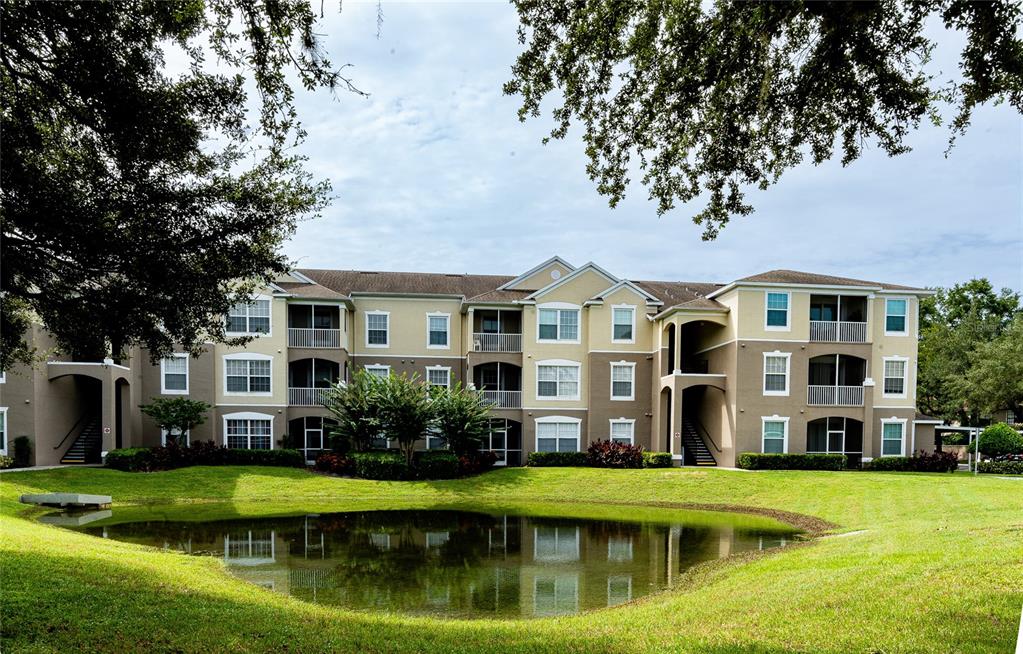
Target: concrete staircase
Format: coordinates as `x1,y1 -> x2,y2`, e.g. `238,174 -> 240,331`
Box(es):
60,415 -> 102,464
682,416 -> 717,466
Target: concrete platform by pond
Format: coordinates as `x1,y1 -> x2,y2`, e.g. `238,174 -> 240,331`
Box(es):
37,509 -> 113,526
20,493 -> 112,509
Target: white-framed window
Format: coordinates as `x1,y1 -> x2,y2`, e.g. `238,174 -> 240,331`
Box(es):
363,364 -> 391,379
761,416 -> 789,454
883,356 -> 908,397
885,298 -> 908,335
426,366 -> 451,388
160,354 -> 189,394
609,419 -> 635,444
762,352 -> 791,396
880,418 -> 907,456
0,407 -> 7,455
161,428 -> 190,447
607,574 -> 632,607
533,574 -> 579,617
534,526 -> 580,562
537,304 -> 580,342
610,362 -> 635,400
223,354 -> 272,395
607,536 -> 633,562
365,311 -> 390,347
222,412 -> 273,450
426,427 -> 446,450
536,360 -> 581,400
611,305 -> 635,343
226,298 -> 271,335
764,291 -> 790,330
535,416 -> 580,452
426,313 -> 450,349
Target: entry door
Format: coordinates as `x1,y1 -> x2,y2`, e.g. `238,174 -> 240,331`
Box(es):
487,419 -> 508,466
304,427 -> 323,460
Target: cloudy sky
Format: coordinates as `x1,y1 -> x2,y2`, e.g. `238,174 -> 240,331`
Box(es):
282,1 -> 1022,291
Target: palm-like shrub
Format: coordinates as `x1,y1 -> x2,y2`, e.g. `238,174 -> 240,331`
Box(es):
431,382 -> 491,456
375,372 -> 435,466
322,370 -> 382,453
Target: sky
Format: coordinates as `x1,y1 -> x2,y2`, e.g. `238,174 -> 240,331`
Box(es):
279,1 -> 1022,291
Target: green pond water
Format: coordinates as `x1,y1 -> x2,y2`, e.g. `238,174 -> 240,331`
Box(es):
68,509 -> 799,619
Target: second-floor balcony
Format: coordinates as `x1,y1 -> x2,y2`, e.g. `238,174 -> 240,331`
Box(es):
288,387 -> 331,406
809,295 -> 868,343
807,354 -> 866,406
480,390 -> 522,408
807,385 -> 864,407
288,327 -> 342,349
472,332 -> 522,353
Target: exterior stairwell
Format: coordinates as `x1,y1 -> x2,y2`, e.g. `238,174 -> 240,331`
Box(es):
60,415 -> 103,464
681,416 -> 717,466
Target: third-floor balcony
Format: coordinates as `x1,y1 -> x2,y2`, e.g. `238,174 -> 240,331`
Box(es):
472,332 -> 522,353
288,327 -> 342,349
288,304 -> 342,348
809,295 -> 868,343
479,389 -> 522,408
472,309 -> 522,353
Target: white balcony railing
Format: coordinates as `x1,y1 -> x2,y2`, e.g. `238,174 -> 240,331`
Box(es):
807,385 -> 864,407
479,390 -> 522,409
288,328 -> 341,349
809,320 -> 868,343
472,333 -> 522,353
288,387 -> 330,406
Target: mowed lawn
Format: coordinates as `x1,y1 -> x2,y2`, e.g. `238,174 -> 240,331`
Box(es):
1,466 -> 1021,653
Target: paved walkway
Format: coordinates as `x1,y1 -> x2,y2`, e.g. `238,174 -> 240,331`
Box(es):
0,464 -> 103,474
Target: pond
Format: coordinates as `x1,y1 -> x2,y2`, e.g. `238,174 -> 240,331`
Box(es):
69,508 -> 799,619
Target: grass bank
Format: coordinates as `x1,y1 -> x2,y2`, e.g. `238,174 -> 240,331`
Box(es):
1,466 -> 1020,653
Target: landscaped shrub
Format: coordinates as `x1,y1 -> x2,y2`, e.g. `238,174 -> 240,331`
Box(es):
457,450 -> 498,476
351,451 -> 413,480
737,453 -> 846,471
0,455 -> 13,469
861,451 -> 958,473
13,436 -> 32,467
975,423 -> 1023,458
226,448 -> 305,467
642,451 -> 673,468
416,451 -> 460,480
106,444 -> 304,472
314,452 -> 352,475
526,451 -> 588,467
978,458 -> 1023,475
585,440 -> 643,468
105,448 -> 154,471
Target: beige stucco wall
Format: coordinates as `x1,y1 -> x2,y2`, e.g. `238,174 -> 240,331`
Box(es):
735,288 -> 811,341
507,261 -> 574,291
586,286 -> 655,352
214,294 -> 289,407
868,294 -> 919,409
350,297 -> 463,359
587,353 -> 654,449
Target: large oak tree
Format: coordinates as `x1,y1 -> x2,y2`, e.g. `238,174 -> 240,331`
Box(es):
1,0 -> 361,367
505,0 -> 1023,238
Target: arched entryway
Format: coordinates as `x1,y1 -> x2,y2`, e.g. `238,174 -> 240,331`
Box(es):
680,385 -> 726,466
807,417 -> 864,468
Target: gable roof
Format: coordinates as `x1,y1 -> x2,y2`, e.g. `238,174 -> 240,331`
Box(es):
524,261 -> 620,300
724,269 -> 926,293
496,256 -> 575,291
588,279 -> 664,306
298,268 -> 514,298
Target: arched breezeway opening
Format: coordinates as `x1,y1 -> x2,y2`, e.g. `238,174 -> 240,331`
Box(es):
680,385 -> 726,466
807,417 -> 864,468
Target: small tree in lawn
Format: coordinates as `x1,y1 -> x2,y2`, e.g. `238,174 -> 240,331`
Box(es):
322,370 -> 382,453
376,372 -> 434,466
139,398 -> 210,446
432,382 -> 492,456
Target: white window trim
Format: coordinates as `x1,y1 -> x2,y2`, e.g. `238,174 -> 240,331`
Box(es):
534,415 -> 582,452
363,364 -> 391,378
764,291 -> 792,332
609,418 -> 635,444
222,352 -> 273,397
365,310 -> 390,348
533,526 -> 581,562
536,302 -> 582,344
225,295 -> 273,337
0,407 -> 7,455
880,417 -> 908,457
884,297 -> 910,336
610,304 -> 636,344
425,365 -> 451,388
221,412 -> 275,450
425,312 -> 451,350
882,355 -> 910,399
762,351 -> 791,397
160,353 -> 190,395
760,415 -> 790,454
160,428 -> 190,447
609,361 -> 636,401
607,574 -> 633,606
535,359 -> 582,401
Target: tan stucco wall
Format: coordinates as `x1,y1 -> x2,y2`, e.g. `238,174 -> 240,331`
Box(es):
586,286 -> 655,352
350,297 -> 463,358
506,261 -> 574,291
587,353 -> 654,449
214,294 -> 289,406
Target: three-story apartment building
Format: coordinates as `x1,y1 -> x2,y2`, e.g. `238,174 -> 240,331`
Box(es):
0,256 -> 939,468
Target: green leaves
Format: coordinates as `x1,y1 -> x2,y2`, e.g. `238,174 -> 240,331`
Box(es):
138,397 -> 211,443
505,0 -> 1023,238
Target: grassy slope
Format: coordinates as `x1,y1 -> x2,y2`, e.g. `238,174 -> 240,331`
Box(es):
1,466 -> 1020,653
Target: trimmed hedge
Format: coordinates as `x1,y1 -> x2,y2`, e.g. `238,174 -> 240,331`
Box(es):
737,453 -> 846,471
641,451 -> 673,468
586,440 -> 644,468
526,451 -> 588,467
417,451 -> 460,480
975,423 -> 1023,457
978,460 -> 1023,475
861,450 -> 958,473
105,444 -> 305,472
351,451 -> 413,480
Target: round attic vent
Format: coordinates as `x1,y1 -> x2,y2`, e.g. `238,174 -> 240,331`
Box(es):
551,269 -> 561,280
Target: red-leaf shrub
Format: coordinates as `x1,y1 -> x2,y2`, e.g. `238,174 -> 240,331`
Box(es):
458,450 -> 498,476
315,452 -> 352,475
586,440 -> 644,468
908,449 -> 959,472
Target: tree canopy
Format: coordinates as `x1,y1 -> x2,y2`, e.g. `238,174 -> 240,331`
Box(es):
504,0 -> 1023,238
1,0 -> 360,368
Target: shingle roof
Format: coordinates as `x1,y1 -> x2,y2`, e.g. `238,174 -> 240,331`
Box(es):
915,412 -> 943,422
633,281 -> 727,310
297,269 -> 515,298
274,281 -> 348,300
737,269 -> 924,291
